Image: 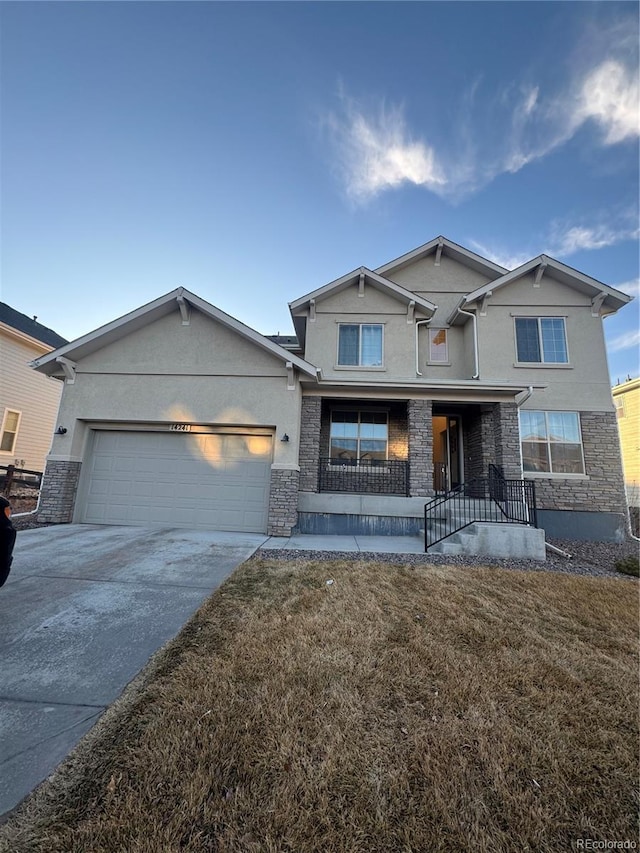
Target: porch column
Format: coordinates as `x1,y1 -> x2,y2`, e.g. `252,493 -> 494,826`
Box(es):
408,399 -> 433,497
298,396 -> 321,492
492,402 -> 522,479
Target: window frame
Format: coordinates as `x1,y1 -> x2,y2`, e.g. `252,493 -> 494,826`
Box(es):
329,408 -> 389,463
336,323 -> 384,368
514,316 -> 569,365
519,410 -> 586,476
428,328 -> 449,364
614,396 -> 625,419
0,409 -> 22,455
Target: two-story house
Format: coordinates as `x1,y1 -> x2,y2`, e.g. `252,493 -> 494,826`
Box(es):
31,237 -> 632,543
0,303 -> 68,474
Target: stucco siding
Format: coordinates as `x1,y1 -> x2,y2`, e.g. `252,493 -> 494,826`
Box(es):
387,253 -> 491,294
475,274 -> 613,409
0,330 -> 62,471
79,310 -> 287,376
48,308 -> 302,469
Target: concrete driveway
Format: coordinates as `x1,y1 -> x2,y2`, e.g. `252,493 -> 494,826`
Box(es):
0,524 -> 267,818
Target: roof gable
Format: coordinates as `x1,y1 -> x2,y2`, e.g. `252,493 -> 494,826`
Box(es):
32,288 -> 319,379
461,255 -> 633,315
375,236 -> 508,280
289,267 -> 437,315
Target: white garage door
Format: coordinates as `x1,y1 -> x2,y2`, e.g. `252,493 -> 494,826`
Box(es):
81,430 -> 273,532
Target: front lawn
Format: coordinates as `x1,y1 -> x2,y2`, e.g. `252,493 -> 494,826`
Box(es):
1,559 -> 638,852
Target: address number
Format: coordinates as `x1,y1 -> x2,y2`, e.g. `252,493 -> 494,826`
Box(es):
169,423 -> 191,432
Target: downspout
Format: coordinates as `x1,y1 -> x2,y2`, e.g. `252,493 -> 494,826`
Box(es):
515,386 -> 534,408
457,307 -> 479,379
415,318 -> 434,376
12,491 -> 43,519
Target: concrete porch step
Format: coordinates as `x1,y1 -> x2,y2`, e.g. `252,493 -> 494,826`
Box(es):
427,522 -> 546,560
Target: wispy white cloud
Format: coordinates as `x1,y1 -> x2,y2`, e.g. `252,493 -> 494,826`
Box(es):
468,241 -> 530,271
576,60 -> 640,144
549,220 -> 639,256
617,278 -> 640,298
326,50 -> 638,203
326,99 -> 445,202
469,213 -> 639,270
608,328 -> 640,352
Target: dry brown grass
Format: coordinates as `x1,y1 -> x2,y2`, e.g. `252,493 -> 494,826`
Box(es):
1,559 -> 638,852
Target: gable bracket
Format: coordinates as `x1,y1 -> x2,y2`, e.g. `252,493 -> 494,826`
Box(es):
358,271 -> 365,297
286,361 -> 295,390
176,295 -> 191,325
533,262 -> 547,287
591,292 -> 606,317
309,299 -> 316,322
479,291 -> 492,316
407,300 -> 415,324
435,238 -> 444,266
56,356 -> 77,384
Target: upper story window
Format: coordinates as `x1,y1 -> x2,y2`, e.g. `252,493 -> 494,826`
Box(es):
428,328 -> 448,363
337,324 -> 383,367
519,410 -> 585,474
614,396 -> 625,419
515,317 -> 568,364
330,410 -> 388,462
0,409 -> 21,454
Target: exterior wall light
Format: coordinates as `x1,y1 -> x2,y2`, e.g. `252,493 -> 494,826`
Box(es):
56,427 -> 67,435
281,433 -> 289,442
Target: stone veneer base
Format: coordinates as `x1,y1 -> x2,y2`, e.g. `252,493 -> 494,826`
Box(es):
37,460 -> 82,523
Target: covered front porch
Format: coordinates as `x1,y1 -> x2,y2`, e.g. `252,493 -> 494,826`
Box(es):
298,395 -> 523,507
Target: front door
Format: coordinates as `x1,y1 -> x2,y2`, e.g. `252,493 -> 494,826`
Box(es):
432,415 -> 462,492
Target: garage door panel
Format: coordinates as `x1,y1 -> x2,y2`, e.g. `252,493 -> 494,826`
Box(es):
82,430 -> 272,533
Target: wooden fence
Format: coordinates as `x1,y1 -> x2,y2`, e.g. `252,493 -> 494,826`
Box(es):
1,464 -> 43,496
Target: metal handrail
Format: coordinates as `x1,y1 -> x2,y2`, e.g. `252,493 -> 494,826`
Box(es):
424,476 -> 537,551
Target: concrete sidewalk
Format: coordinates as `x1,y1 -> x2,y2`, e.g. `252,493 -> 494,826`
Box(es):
261,534 -> 426,553
0,524 -> 267,818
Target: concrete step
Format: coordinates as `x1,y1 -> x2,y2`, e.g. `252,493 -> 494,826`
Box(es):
426,522 -> 546,560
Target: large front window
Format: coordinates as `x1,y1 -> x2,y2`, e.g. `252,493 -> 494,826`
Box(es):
520,410 -> 584,474
337,324 -> 383,366
330,410 -> 388,461
515,317 -> 568,364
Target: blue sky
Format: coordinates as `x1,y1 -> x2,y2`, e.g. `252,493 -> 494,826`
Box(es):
2,1 -> 638,382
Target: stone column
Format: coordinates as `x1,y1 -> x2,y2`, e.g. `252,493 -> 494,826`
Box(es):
298,396 -> 321,492
492,402 -> 522,479
267,468 -> 300,536
37,460 -> 82,523
408,399 -> 433,497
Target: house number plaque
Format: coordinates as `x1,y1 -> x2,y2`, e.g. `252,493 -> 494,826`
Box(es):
169,423 -> 191,432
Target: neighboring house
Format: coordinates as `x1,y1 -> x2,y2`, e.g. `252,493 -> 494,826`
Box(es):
0,303 -> 68,473
612,377 -> 640,507
31,236 -> 632,541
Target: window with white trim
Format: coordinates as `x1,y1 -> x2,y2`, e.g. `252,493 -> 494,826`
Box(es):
330,410 -> 388,462
428,328 -> 448,363
614,396 -> 625,419
515,317 -> 568,364
337,324 -> 383,367
519,410 -> 585,474
0,410 -> 21,454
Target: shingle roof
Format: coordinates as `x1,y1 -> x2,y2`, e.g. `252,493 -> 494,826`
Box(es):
0,302 -> 68,349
